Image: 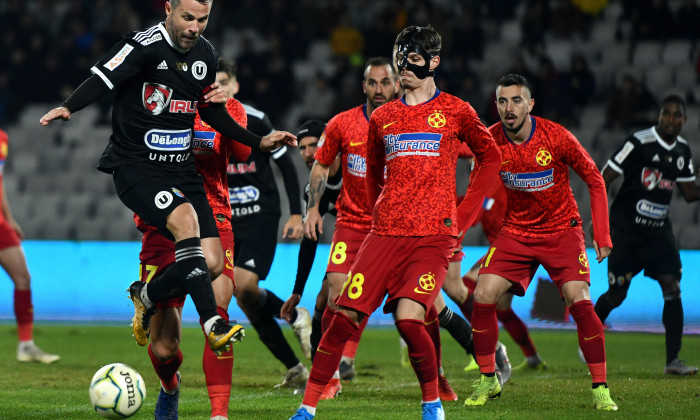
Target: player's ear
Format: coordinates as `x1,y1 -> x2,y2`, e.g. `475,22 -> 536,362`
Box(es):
528,98 -> 535,114
430,55 -> 440,71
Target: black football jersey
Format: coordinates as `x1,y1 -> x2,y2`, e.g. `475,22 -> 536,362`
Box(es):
227,103 -> 286,220
606,126 -> 696,234
91,23 -> 218,173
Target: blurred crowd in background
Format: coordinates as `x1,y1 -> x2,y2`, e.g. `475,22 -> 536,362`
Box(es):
2,0 -> 699,130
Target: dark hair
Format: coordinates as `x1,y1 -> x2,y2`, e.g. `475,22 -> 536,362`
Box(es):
364,57 -> 397,80
497,73 -> 533,96
217,58 -> 237,78
170,0 -> 212,8
662,94 -> 687,114
394,26 -> 441,56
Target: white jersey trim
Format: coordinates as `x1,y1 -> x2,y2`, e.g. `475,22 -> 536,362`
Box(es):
90,66 -> 114,90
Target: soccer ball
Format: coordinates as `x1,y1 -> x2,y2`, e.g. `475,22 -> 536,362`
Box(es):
89,363 -> 146,419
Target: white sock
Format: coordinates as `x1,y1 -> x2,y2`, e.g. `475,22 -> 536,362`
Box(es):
203,315 -> 222,336
300,404 -> 316,415
140,284 -> 154,309
332,370 -> 340,379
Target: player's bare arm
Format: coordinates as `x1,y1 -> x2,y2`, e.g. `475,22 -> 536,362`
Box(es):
303,161 -> 330,241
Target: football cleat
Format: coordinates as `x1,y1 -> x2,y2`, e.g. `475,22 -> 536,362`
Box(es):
421,400 -> 445,420
664,358 -> 699,375
207,318 -> 245,353
128,281 -> 156,346
155,371 -> 180,420
464,374 -> 501,406
513,354 -> 548,371
437,374 -> 458,401
495,342 -> 512,385
591,385 -> 618,411
275,363 -> 309,393
289,407 -> 314,420
292,307 -> 313,359
464,354 -> 479,372
339,359 -> 356,381
16,342 -> 60,364
320,377 -> 342,400
577,347 -> 587,364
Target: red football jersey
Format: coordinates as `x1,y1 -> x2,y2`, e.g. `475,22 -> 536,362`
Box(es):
490,116 -> 610,247
366,91 -> 496,237
135,99 -> 248,230
315,104 -> 372,230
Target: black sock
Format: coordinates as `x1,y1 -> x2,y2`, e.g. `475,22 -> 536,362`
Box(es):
260,288 -> 285,319
592,382 -> 607,389
144,263 -> 187,303
250,290 -> 299,369
663,295 -> 683,364
438,306 -> 474,355
594,292 -> 615,323
310,306 -> 323,360
174,237 -> 218,322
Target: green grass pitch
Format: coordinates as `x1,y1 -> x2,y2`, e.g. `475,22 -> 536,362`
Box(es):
0,323 -> 698,419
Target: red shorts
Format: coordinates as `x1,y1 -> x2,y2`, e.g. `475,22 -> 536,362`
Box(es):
479,228 -> 590,297
139,222 -> 235,309
0,218 -> 21,250
336,234 -> 453,315
326,225 -> 370,274
449,249 -> 464,263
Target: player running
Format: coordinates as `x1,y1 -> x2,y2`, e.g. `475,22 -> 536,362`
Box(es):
0,128 -> 60,365
289,25 -> 501,420
593,94 -> 700,376
465,74 -> 617,411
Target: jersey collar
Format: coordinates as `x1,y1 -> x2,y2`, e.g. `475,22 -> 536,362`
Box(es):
400,89 -> 441,106
158,22 -> 190,54
651,126 -> 677,151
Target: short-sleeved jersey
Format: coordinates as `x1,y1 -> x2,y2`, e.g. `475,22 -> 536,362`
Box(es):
227,103 -> 297,220
193,98 -> 248,219
315,104 -> 372,230
491,116 -> 610,246
606,126 -> 696,235
366,90 -> 495,237
91,23 -> 218,173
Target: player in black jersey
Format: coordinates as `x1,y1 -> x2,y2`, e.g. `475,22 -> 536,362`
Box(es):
281,120 -> 341,361
593,95 -> 700,375
214,58 -> 313,392
39,0 -> 296,359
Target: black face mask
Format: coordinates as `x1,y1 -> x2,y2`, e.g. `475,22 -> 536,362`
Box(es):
395,42 -> 436,80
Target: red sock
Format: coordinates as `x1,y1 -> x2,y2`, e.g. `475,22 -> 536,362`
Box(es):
303,312 -> 358,408
342,316 -> 368,359
202,307 -> 233,418
321,306 -> 336,333
569,300 -> 607,383
472,302 -> 498,374
460,275 -> 477,321
396,319 -> 438,402
148,344 -> 183,392
14,289 -> 33,342
423,306 -> 442,369
497,308 -> 537,357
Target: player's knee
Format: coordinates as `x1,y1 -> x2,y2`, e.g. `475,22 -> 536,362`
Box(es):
165,204 -> 199,240
151,338 -> 180,360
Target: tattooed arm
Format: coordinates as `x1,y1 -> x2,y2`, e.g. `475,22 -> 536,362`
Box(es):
303,160 -> 331,241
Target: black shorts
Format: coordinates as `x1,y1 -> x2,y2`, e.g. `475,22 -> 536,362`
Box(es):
232,214 -> 278,280
113,162 -> 218,241
606,227 -> 682,290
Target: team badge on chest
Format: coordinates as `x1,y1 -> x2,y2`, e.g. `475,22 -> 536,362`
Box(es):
428,111 -> 446,128
535,149 -> 552,166
142,83 -> 173,115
